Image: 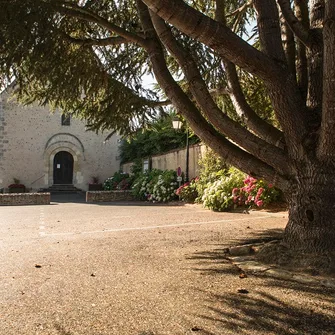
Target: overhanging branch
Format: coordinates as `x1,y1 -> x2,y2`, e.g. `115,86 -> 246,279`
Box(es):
54,3 -> 148,47
62,34 -> 130,47
142,0 -> 283,83
150,11 -> 289,174
136,1 -> 291,188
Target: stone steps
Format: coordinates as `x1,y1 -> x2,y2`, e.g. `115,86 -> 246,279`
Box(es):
39,184 -> 83,194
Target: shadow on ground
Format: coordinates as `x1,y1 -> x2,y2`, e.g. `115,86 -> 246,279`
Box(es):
189,229 -> 335,335
50,193 -> 188,207
198,288 -> 335,335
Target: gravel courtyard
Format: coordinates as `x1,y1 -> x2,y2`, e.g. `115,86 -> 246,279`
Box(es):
0,200 -> 334,335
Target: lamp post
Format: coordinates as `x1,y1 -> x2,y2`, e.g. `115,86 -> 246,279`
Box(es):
172,116 -> 189,182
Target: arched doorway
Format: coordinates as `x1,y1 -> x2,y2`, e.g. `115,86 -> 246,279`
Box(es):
53,151 -> 74,184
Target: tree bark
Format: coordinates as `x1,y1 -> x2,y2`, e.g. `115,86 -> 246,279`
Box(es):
318,0 -> 335,158
284,164 -> 335,252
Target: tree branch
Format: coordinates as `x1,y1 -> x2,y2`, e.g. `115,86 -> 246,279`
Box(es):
141,0 -> 283,83
142,0 -> 307,158
253,0 -> 286,63
151,12 -> 290,173
279,9 -> 296,77
215,0 -> 285,148
251,0 -> 308,158
54,3 -> 148,47
62,34 -> 130,47
135,1 -> 291,188
224,61 -> 285,148
294,0 -> 308,102
226,1 -> 253,18
277,0 -> 311,46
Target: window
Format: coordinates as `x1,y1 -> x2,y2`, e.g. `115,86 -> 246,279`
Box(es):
61,114 -> 71,126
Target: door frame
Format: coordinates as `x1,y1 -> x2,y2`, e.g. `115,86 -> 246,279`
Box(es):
44,146 -> 83,187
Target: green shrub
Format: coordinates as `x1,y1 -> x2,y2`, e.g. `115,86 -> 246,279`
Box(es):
132,169 -> 178,202
131,170 -> 159,200
201,167 -> 245,211
103,172 -> 133,190
176,178 -> 199,203
195,148 -> 229,201
150,170 -> 178,202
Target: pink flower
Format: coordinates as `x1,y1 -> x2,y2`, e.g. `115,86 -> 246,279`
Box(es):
256,187 -> 264,196
268,184 -> 273,188
256,200 -> 263,207
232,188 -> 239,195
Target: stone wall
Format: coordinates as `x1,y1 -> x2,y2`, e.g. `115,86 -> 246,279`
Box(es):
122,144 -> 207,179
86,190 -> 135,203
0,193 -> 50,206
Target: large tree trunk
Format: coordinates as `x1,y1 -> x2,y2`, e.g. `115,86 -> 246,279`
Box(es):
284,164 -> 335,253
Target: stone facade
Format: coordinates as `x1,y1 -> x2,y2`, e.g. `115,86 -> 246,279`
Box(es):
0,89 -> 121,191
0,193 -> 50,206
86,190 -> 134,203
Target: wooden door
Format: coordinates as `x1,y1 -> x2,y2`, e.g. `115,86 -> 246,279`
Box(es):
53,151 -> 74,184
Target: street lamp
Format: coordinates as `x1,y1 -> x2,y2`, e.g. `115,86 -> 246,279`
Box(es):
172,116 -> 189,182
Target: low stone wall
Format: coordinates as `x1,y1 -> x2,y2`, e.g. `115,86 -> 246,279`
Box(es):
0,192 -> 50,206
86,190 -> 135,203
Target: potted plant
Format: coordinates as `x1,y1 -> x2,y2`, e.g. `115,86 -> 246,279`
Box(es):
88,176 -> 103,191
8,178 -> 26,193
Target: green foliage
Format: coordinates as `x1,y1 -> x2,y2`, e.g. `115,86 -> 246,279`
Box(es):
0,0 -> 273,137
129,159 -> 143,176
0,0 -> 161,135
195,148 -> 229,200
232,177 -> 283,208
103,171 -> 133,190
176,178 -> 199,203
200,167 -> 282,211
132,169 -> 178,202
131,169 -> 162,201
201,167 -> 245,211
119,114 -> 199,164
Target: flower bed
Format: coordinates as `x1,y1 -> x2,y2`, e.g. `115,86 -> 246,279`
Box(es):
86,190 -> 135,203
88,183 -> 103,191
8,184 -> 26,193
0,193 -> 50,206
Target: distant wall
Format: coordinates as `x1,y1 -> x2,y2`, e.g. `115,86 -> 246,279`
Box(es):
122,144 -> 207,178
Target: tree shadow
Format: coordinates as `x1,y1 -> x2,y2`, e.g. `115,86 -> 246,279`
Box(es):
188,229 -> 335,335
232,228 -> 284,245
198,289 -> 335,335
188,228 -> 285,277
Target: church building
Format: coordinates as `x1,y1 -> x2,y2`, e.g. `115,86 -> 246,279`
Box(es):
0,89 -> 121,192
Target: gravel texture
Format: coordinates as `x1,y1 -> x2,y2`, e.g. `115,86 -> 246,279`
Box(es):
0,201 -> 334,335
